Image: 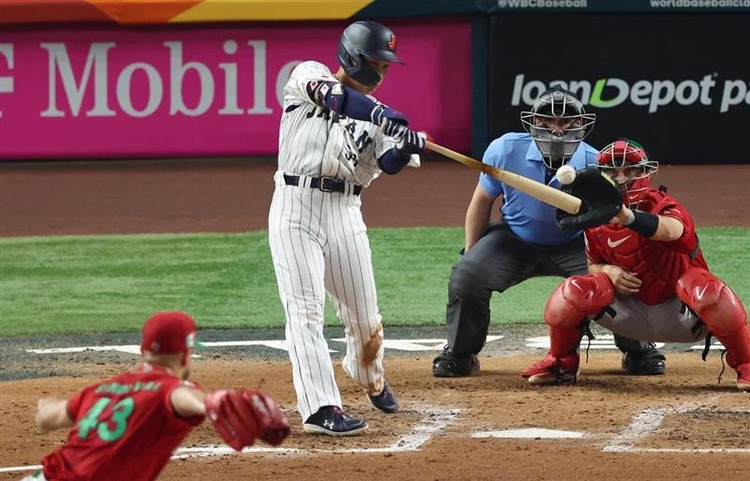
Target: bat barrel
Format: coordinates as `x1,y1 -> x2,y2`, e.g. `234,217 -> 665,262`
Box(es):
423,139 -> 581,214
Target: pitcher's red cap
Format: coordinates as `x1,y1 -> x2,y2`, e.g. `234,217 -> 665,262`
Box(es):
141,311 -> 198,355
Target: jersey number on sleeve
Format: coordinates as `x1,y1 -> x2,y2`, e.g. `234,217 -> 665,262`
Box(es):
78,397 -> 135,442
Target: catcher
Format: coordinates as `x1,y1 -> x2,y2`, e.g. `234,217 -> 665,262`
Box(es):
521,139 -> 750,391
21,311 -> 290,481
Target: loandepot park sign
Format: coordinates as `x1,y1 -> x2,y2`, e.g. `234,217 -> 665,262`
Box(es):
511,74 -> 750,113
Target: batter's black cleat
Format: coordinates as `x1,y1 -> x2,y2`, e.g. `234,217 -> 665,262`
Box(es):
622,343 -> 666,375
368,380 -> 400,413
432,347 -> 480,377
303,406 -> 368,436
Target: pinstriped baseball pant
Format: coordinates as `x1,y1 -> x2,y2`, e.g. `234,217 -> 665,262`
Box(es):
268,172 -> 385,422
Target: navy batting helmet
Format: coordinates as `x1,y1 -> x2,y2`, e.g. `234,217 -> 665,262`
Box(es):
337,21 -> 402,86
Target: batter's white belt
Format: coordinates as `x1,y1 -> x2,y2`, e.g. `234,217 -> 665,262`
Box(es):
280,173 -> 362,196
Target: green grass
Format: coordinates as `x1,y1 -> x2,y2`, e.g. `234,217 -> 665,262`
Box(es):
0,227 -> 747,337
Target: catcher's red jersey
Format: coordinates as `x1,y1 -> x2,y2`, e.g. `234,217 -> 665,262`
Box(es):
585,188 -> 708,305
42,364 -> 204,481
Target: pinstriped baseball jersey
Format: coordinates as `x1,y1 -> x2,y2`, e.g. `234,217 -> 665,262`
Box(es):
278,61 -> 399,185
269,60 -> 410,423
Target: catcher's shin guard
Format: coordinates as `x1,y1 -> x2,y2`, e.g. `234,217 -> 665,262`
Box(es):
677,268 -> 750,364
543,273 -> 614,358
677,268 -> 750,390
523,273 -> 614,384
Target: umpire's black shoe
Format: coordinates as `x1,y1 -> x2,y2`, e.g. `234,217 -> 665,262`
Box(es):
303,406 -> 368,436
622,343 -> 666,375
432,347 -> 480,377
368,380 -> 400,413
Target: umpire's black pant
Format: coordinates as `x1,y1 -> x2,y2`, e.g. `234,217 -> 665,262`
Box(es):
445,223 -> 646,356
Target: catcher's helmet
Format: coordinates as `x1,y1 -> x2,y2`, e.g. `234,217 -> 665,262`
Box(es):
520,86 -> 596,169
337,20 -> 402,86
596,138 -> 659,208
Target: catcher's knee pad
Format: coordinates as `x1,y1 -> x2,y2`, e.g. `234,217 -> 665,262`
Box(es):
677,267 -> 748,337
544,273 -> 615,328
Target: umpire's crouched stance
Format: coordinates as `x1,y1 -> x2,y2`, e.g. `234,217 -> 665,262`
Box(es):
432,87 -> 666,378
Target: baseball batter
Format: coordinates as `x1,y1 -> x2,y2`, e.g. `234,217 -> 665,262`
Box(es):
522,139 -> 750,391
268,21 -> 425,435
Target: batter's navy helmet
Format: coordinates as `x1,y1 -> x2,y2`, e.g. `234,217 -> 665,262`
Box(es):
337,20 -> 402,86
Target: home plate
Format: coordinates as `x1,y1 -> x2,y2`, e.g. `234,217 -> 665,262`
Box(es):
472,428 -> 586,439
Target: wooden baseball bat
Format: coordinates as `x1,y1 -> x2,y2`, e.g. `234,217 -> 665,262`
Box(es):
424,140 -> 582,215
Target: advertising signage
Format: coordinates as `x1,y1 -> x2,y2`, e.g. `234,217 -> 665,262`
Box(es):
482,0 -> 750,12
0,20 -> 471,160
487,14 -> 750,163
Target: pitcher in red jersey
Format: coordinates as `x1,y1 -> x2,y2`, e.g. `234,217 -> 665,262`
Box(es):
21,311 -> 289,481
521,139 -> 750,391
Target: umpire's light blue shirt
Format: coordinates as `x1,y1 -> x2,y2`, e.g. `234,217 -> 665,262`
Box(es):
479,132 -> 599,246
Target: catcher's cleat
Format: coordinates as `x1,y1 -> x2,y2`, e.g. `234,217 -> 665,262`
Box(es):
736,363 -> 750,392
521,353 -> 580,385
621,343 -> 666,375
303,406 -> 368,436
432,347 -> 480,377
368,380 -> 400,413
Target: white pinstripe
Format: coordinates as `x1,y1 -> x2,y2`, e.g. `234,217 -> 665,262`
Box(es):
269,61 -> 407,422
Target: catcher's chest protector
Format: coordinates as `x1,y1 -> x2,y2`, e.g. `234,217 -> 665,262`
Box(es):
586,191 -> 705,305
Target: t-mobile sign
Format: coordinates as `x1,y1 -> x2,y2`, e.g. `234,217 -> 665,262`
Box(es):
0,20 -> 471,160
487,14 -> 750,164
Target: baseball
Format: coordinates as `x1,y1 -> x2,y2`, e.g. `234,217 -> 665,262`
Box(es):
556,165 -> 577,185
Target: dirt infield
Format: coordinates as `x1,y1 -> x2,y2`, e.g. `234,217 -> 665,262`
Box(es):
0,159 -> 748,480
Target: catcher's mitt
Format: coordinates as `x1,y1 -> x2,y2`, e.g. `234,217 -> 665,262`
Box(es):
204,389 -> 290,451
556,166 -> 623,231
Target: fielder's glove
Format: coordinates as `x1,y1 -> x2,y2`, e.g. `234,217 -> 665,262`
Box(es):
204,389 -> 290,451
556,166 -> 623,231
371,105 -> 409,137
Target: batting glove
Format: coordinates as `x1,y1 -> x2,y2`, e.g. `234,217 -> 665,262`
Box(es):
371,105 -> 409,137
396,129 -> 426,157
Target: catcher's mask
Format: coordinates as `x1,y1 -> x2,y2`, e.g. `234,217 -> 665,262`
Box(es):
596,138 -> 658,208
520,86 -> 596,170
337,20 -> 402,87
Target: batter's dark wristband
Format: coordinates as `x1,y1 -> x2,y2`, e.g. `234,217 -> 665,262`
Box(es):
626,210 -> 659,238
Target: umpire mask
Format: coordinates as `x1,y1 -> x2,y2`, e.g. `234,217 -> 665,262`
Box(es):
520,86 -> 596,170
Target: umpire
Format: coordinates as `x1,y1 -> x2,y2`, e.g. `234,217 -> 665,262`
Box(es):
432,86 -> 667,377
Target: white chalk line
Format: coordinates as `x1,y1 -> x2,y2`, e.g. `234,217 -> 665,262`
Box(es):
24,337 -> 504,356
472,427 -> 586,439
602,395 -> 750,453
0,405 -> 461,473
0,465 -> 42,473
621,448 -> 750,454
